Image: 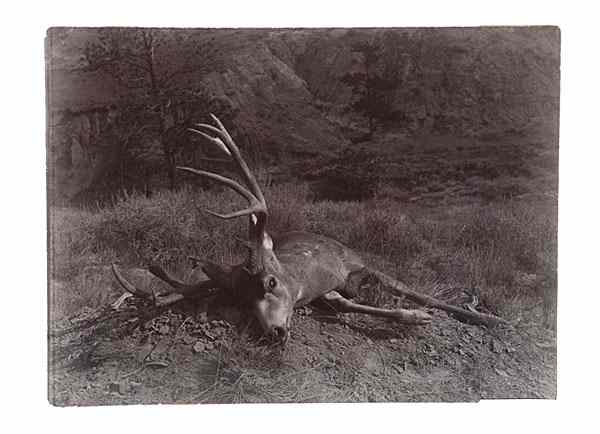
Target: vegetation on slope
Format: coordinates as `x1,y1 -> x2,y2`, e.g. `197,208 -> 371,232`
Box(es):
46,27 -> 559,203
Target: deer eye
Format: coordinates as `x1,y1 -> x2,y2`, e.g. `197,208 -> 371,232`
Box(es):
267,277 -> 277,290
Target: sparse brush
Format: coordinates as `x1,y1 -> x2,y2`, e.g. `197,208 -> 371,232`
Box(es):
264,183 -> 311,235
49,183 -> 557,326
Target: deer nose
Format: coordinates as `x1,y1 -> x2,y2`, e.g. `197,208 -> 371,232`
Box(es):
271,326 -> 288,343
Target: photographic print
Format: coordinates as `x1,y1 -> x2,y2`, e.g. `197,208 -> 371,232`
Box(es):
47,27 -> 559,405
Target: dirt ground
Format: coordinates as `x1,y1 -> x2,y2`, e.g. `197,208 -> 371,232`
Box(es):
49,281 -> 556,405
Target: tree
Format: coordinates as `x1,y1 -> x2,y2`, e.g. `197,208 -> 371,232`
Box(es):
342,39 -> 395,136
82,28 -> 222,190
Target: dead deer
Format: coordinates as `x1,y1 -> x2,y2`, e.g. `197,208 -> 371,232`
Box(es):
112,114 -> 507,344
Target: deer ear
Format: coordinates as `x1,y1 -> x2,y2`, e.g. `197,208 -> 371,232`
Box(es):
262,233 -> 273,250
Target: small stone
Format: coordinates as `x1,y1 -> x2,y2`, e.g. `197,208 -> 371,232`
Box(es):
158,325 -> 170,335
490,340 -> 501,354
193,341 -> 205,353
183,334 -> 195,345
389,338 -> 399,344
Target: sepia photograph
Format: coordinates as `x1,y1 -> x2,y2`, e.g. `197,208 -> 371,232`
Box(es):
46,26 -> 559,405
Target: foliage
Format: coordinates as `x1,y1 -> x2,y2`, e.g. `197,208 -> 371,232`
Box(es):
306,147 -> 383,201
82,29 -> 223,190
82,29 -> 221,101
341,40 -> 397,134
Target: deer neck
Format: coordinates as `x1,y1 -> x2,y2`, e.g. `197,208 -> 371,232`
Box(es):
259,234 -> 304,305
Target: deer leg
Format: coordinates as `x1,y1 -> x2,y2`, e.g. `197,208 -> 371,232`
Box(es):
360,268 -> 509,327
321,291 -> 432,325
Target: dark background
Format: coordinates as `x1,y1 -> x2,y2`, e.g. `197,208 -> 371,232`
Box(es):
46,27 -> 559,206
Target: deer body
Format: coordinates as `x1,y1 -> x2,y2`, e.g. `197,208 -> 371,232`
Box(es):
273,231 -> 365,306
112,114 -> 507,346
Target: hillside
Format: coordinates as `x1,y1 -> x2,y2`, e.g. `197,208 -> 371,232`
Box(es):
46,27 -> 559,203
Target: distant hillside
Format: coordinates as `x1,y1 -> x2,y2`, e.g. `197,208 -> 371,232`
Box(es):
46,27 -> 559,203
284,28 -> 559,135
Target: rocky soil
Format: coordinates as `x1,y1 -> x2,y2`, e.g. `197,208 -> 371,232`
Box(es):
49,274 -> 556,405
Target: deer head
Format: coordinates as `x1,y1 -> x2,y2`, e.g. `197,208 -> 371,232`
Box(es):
179,115 -> 296,343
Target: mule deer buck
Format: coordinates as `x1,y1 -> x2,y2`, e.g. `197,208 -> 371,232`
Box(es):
112,115 -> 507,344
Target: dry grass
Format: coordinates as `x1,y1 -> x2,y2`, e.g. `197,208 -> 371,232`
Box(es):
49,183 -> 557,324
49,183 -> 557,404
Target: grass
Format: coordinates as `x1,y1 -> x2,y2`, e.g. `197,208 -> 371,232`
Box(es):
49,181 -> 557,405
49,182 -> 557,326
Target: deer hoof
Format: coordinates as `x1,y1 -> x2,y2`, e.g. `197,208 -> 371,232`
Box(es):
393,309 -> 432,325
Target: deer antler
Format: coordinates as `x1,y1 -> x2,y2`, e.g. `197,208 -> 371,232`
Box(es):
190,114 -> 266,203
182,114 -> 269,273
110,264 -> 220,309
111,115 -> 270,307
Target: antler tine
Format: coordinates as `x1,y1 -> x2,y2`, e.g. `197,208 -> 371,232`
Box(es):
205,206 -> 266,220
188,115 -> 268,268
177,166 -> 267,221
177,166 -> 256,203
188,128 -> 232,156
111,264 -> 152,300
190,117 -> 266,205
193,122 -> 223,136
208,114 -> 266,205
